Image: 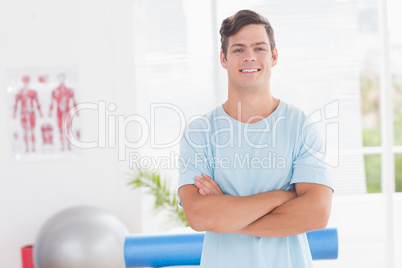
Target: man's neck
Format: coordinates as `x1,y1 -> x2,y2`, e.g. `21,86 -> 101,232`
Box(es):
222,88 -> 279,124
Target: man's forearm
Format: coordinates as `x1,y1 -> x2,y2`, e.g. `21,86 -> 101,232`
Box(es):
179,184 -> 295,234
235,184 -> 333,237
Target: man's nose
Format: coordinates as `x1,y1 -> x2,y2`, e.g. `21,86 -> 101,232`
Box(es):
243,49 -> 256,62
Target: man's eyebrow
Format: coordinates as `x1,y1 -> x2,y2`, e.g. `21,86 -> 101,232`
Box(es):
230,43 -> 245,48
253,42 -> 269,46
230,42 -> 269,48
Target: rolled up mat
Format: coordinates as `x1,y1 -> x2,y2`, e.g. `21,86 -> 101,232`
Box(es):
125,233 -> 204,267
124,228 -> 338,267
306,228 -> 338,260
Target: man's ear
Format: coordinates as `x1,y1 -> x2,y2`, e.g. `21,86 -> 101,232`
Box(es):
220,50 -> 228,69
271,48 -> 278,67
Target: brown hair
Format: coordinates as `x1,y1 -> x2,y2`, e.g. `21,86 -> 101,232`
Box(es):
220,10 -> 276,60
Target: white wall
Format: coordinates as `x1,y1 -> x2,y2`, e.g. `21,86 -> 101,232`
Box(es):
0,1 -> 142,268
315,194 -> 402,268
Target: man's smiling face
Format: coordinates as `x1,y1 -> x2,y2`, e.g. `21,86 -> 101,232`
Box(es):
221,24 -> 278,92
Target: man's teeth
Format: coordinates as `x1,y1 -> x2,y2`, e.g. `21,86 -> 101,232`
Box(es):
241,69 -> 259,73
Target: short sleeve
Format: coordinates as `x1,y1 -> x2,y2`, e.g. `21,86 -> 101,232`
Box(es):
290,118 -> 334,191
177,120 -> 214,191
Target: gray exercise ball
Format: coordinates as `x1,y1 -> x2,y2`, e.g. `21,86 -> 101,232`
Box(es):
33,206 -> 129,268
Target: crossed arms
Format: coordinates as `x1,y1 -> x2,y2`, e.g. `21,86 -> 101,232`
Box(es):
178,174 -> 332,237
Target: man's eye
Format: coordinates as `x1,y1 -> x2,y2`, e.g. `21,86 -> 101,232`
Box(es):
256,48 -> 265,51
234,49 -> 243,53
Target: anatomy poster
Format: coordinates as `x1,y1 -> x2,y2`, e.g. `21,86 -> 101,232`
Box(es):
7,67 -> 81,160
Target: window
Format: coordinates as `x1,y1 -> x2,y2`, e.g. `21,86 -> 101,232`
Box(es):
358,0 -> 382,192
360,0 -> 402,193
388,0 -> 402,192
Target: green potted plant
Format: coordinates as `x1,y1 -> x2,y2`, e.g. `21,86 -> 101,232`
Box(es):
127,168 -> 189,226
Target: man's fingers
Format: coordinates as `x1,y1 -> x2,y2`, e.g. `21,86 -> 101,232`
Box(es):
200,176 -> 220,194
194,175 -> 223,195
202,174 -> 224,195
195,176 -> 215,194
201,174 -> 223,195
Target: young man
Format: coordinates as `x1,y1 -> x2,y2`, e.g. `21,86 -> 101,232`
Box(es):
178,10 -> 333,268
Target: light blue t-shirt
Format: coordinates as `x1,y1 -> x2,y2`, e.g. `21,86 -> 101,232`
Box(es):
178,100 -> 333,268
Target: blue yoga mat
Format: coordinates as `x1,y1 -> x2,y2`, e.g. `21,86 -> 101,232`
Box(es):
307,228 -> 339,260
125,228 -> 338,267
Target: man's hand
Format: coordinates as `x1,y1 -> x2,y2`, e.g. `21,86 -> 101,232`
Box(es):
194,174 -> 224,196
194,174 -> 297,201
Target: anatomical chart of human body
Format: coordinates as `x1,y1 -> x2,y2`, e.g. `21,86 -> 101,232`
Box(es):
7,67 -> 81,160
